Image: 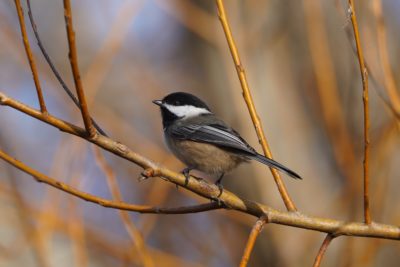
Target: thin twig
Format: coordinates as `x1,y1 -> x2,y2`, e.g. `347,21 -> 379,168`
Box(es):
0,149 -> 219,215
13,0 -> 47,113
348,0 -> 371,224
312,234 -> 335,267
63,0 -> 96,137
26,0 -> 107,136
93,147 -> 154,267
215,0 -> 297,212
239,217 -> 267,267
1,92 -> 400,240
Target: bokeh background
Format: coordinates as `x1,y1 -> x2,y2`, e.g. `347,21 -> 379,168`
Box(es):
1,0 -> 400,266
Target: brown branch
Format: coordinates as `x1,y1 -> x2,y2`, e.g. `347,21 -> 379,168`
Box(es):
13,0 -> 47,113
1,93 -> 400,240
348,0 -> 371,224
26,0 -> 107,136
239,217 -> 267,267
93,147 -> 154,267
214,0 -> 297,211
0,137 -> 220,214
63,0 -> 96,137
313,234 -> 335,267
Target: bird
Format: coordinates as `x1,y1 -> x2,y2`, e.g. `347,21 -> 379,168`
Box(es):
152,92 -> 301,195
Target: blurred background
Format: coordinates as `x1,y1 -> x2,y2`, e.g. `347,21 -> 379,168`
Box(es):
0,0 -> 400,266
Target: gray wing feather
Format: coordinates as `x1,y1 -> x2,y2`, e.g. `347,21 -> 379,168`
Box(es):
170,124 -> 257,155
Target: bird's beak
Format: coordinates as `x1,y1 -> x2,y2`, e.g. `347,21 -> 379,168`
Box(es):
152,100 -> 163,107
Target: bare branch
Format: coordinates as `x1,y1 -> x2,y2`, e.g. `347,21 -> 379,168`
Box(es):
1,92 -> 400,240
214,0 -> 297,212
347,0 -> 371,224
26,0 -> 107,136
239,218 -> 267,267
13,0 -> 47,113
313,234 -> 335,267
0,143 -> 220,214
63,0 -> 96,137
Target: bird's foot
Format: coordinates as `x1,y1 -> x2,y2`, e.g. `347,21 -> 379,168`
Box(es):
212,173 -> 225,204
214,173 -> 224,197
215,181 -> 224,198
210,186 -> 224,206
181,167 -> 193,188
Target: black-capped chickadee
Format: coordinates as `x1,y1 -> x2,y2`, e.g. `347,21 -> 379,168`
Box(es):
153,92 -> 301,193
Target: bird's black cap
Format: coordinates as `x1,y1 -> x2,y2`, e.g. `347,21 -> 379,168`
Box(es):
159,92 -> 211,110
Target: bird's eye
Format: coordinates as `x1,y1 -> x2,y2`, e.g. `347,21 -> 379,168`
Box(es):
174,101 -> 181,105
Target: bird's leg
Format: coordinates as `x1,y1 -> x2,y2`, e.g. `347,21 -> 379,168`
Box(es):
181,167 -> 193,186
215,173 -> 224,199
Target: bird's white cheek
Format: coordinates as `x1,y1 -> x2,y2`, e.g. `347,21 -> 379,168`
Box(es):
164,104 -> 210,118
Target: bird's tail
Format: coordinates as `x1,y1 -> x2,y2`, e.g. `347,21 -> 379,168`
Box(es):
251,153 -> 302,179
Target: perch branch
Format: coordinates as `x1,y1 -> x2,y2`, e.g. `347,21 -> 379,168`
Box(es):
63,0 -> 96,137
215,0 -> 297,211
1,92 -> 400,240
348,0 -> 371,224
13,0 -> 47,113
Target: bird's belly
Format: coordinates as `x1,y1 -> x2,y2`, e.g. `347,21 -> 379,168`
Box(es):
167,139 -> 245,175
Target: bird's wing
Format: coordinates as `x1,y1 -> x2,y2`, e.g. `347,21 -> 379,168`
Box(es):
169,123 -> 257,155
169,122 -> 302,179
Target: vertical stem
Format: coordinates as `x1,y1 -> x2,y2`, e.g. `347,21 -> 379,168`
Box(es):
63,0 -> 96,137
26,0 -> 107,136
347,0 -> 371,224
215,0 -> 297,211
239,218 -> 267,267
14,0 -> 47,113
312,234 -> 335,267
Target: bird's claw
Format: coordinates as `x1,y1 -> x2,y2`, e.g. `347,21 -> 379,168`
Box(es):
181,167 -> 192,186
215,182 -> 223,197
212,177 -> 224,205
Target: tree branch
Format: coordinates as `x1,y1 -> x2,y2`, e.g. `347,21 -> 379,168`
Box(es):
239,217 -> 267,267
214,0 -> 297,212
1,92 -> 399,240
13,0 -> 47,113
26,0 -> 107,136
312,234 -> 335,267
63,0 -> 96,137
0,129 -> 220,215
348,0 -> 371,224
